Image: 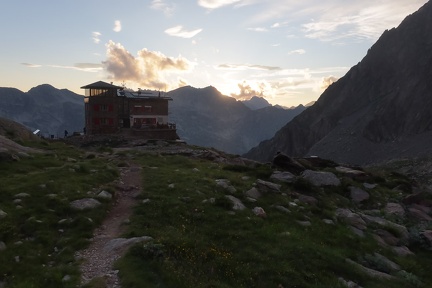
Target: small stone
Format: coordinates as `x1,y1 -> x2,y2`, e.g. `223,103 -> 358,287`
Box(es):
363,183 -> 377,189
323,219 -> 334,225
168,184 -> 175,189
0,242 -> 6,251
62,275 -> 71,282
297,220 -> 311,226
14,193 -> 30,198
0,209 -> 7,219
97,190 -> 113,200
252,207 -> 266,218
142,199 -> 151,204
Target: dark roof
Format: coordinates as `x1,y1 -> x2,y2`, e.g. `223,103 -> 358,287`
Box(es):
80,81 -> 122,89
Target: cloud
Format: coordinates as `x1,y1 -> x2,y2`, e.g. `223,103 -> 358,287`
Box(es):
103,41 -> 193,90
230,80 -> 268,100
165,25 -> 202,38
247,27 -> 268,32
92,32 -> 101,44
21,63 -> 41,68
320,75 -> 339,89
287,49 -> 305,55
150,0 -> 175,16
218,63 -> 281,71
74,63 -> 104,72
113,20 -> 122,32
238,1 -> 427,43
197,0 -> 243,10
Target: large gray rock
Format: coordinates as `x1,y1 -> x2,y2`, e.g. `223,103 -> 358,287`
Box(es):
256,179 -> 281,193
225,195 -> 246,211
301,170 -> 341,186
215,179 -> 237,193
270,171 -> 296,183
244,187 -> 262,200
70,198 -> 101,210
335,208 -> 367,230
360,214 -> 409,244
384,203 -> 405,218
349,186 -> 370,203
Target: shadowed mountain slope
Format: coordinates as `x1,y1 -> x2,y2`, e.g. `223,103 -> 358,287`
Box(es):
245,1 -> 432,165
168,86 -> 305,154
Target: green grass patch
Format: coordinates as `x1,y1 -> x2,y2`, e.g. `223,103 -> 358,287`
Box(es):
0,141 -> 118,287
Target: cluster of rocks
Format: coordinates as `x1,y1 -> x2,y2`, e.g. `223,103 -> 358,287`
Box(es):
207,153 -> 432,286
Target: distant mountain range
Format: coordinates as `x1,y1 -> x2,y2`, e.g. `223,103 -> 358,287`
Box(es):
0,84 -> 305,154
168,86 -> 305,154
245,1 -> 432,165
0,84 -> 84,137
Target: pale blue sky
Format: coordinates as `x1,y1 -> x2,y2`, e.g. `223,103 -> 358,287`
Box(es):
0,0 -> 427,106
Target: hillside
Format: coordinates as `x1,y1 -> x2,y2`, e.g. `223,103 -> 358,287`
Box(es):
245,1 -> 432,165
1,123 -> 432,287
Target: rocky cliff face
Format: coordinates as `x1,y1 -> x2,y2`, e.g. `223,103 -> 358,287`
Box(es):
168,86 -> 305,155
245,1 -> 432,165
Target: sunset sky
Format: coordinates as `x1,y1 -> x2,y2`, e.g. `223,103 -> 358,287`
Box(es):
0,0 -> 428,107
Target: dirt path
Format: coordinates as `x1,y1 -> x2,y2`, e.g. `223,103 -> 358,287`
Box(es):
76,162 -> 143,287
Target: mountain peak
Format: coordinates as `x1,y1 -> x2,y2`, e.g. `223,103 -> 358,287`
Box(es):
242,96 -> 271,110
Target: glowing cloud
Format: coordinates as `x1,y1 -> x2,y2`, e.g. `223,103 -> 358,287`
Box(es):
103,41 -> 193,90
165,25 -> 202,38
218,63 -> 281,71
320,75 -> 339,89
230,80 -> 271,101
113,20 -> 122,32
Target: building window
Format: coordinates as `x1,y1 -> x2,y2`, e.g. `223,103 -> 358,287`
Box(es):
101,104 -> 109,111
144,106 -> 152,112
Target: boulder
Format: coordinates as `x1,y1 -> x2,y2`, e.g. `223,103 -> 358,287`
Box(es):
384,203 -> 405,218
270,171 -> 296,183
392,246 -> 414,257
272,152 -> 305,174
298,194 -> 318,205
408,207 -> 432,222
335,208 -> 367,230
256,179 -> 281,193
215,179 -> 237,193
70,198 -> 101,210
0,209 -> 7,219
420,230 -> 432,247
301,170 -> 341,187
244,187 -> 262,200
225,195 -> 246,211
349,186 -> 370,204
